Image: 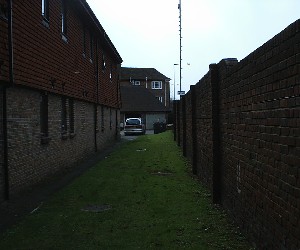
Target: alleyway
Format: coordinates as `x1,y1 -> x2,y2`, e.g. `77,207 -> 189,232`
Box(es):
0,131 -> 252,249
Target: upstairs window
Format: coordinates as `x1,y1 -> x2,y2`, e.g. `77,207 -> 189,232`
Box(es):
42,0 -> 49,21
61,0 -> 67,40
102,54 -> 106,71
152,81 -> 162,89
110,65 -> 113,81
133,81 -> 140,86
0,2 -> 8,19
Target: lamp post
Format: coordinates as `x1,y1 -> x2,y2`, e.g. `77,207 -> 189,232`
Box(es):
173,63 -> 179,100
178,0 -> 182,92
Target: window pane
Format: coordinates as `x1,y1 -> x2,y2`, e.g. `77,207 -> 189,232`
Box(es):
101,106 -> 104,131
69,99 -> 75,134
152,81 -> 162,89
61,97 -> 67,134
61,0 -> 67,34
42,0 -> 49,20
40,93 -> 48,137
102,54 -> 106,70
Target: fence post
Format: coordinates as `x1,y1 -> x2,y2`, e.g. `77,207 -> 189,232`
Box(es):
190,85 -> 198,175
210,63 -> 222,204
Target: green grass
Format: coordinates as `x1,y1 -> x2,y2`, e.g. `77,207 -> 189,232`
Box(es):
0,131 -> 252,249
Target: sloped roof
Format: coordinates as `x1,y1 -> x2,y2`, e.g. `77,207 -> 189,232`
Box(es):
120,86 -> 170,112
79,0 -> 122,63
120,67 -> 170,81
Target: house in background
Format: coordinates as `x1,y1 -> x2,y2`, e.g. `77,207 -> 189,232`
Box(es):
120,67 -> 171,108
120,86 -> 170,130
0,0 -> 122,201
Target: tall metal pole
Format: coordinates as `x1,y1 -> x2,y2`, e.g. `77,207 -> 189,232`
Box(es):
179,0 -> 182,92
173,63 -> 178,100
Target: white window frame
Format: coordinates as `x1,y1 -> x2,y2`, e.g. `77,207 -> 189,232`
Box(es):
61,0 -> 67,42
133,81 -> 140,86
42,0 -> 49,21
151,81 -> 162,89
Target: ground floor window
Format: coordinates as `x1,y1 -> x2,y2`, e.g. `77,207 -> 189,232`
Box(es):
40,92 -> 49,143
69,98 -> 75,135
110,108 -> 112,130
101,106 -> 104,132
61,97 -> 67,136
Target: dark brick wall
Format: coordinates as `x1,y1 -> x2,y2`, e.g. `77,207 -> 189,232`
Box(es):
0,88 -> 4,201
0,0 -> 122,202
174,19 -> 300,248
10,0 -> 121,107
184,92 -> 192,161
6,86 -> 118,195
0,0 -> 9,83
120,79 -> 171,108
195,74 -> 214,191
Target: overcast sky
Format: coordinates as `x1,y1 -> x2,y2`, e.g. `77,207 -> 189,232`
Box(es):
86,0 -> 300,99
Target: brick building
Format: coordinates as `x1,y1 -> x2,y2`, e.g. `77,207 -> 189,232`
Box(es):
120,86 -> 170,130
0,0 -> 122,201
120,67 -> 171,108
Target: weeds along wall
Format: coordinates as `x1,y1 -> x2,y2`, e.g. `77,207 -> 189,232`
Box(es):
174,19 -> 300,249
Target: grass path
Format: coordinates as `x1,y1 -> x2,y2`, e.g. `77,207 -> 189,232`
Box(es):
0,131 -> 252,249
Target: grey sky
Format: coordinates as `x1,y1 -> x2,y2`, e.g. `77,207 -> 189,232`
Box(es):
86,0 -> 300,99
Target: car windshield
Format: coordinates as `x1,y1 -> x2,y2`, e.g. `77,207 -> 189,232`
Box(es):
126,119 -> 141,125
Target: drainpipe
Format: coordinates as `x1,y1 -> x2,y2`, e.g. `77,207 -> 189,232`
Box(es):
164,79 -> 167,107
3,0 -> 13,200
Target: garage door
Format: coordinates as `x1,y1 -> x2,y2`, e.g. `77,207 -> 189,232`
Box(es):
145,114 -> 166,130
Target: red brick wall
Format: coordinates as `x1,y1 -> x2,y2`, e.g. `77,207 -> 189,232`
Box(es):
175,19 -> 300,248
182,72 -> 214,190
0,88 -> 4,201
184,92 -> 192,160
0,0 -> 9,83
219,20 -> 300,248
120,79 -> 170,108
0,0 -> 122,201
11,0 -> 121,107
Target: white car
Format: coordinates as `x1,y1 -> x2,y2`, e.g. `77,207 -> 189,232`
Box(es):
124,118 -> 145,135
